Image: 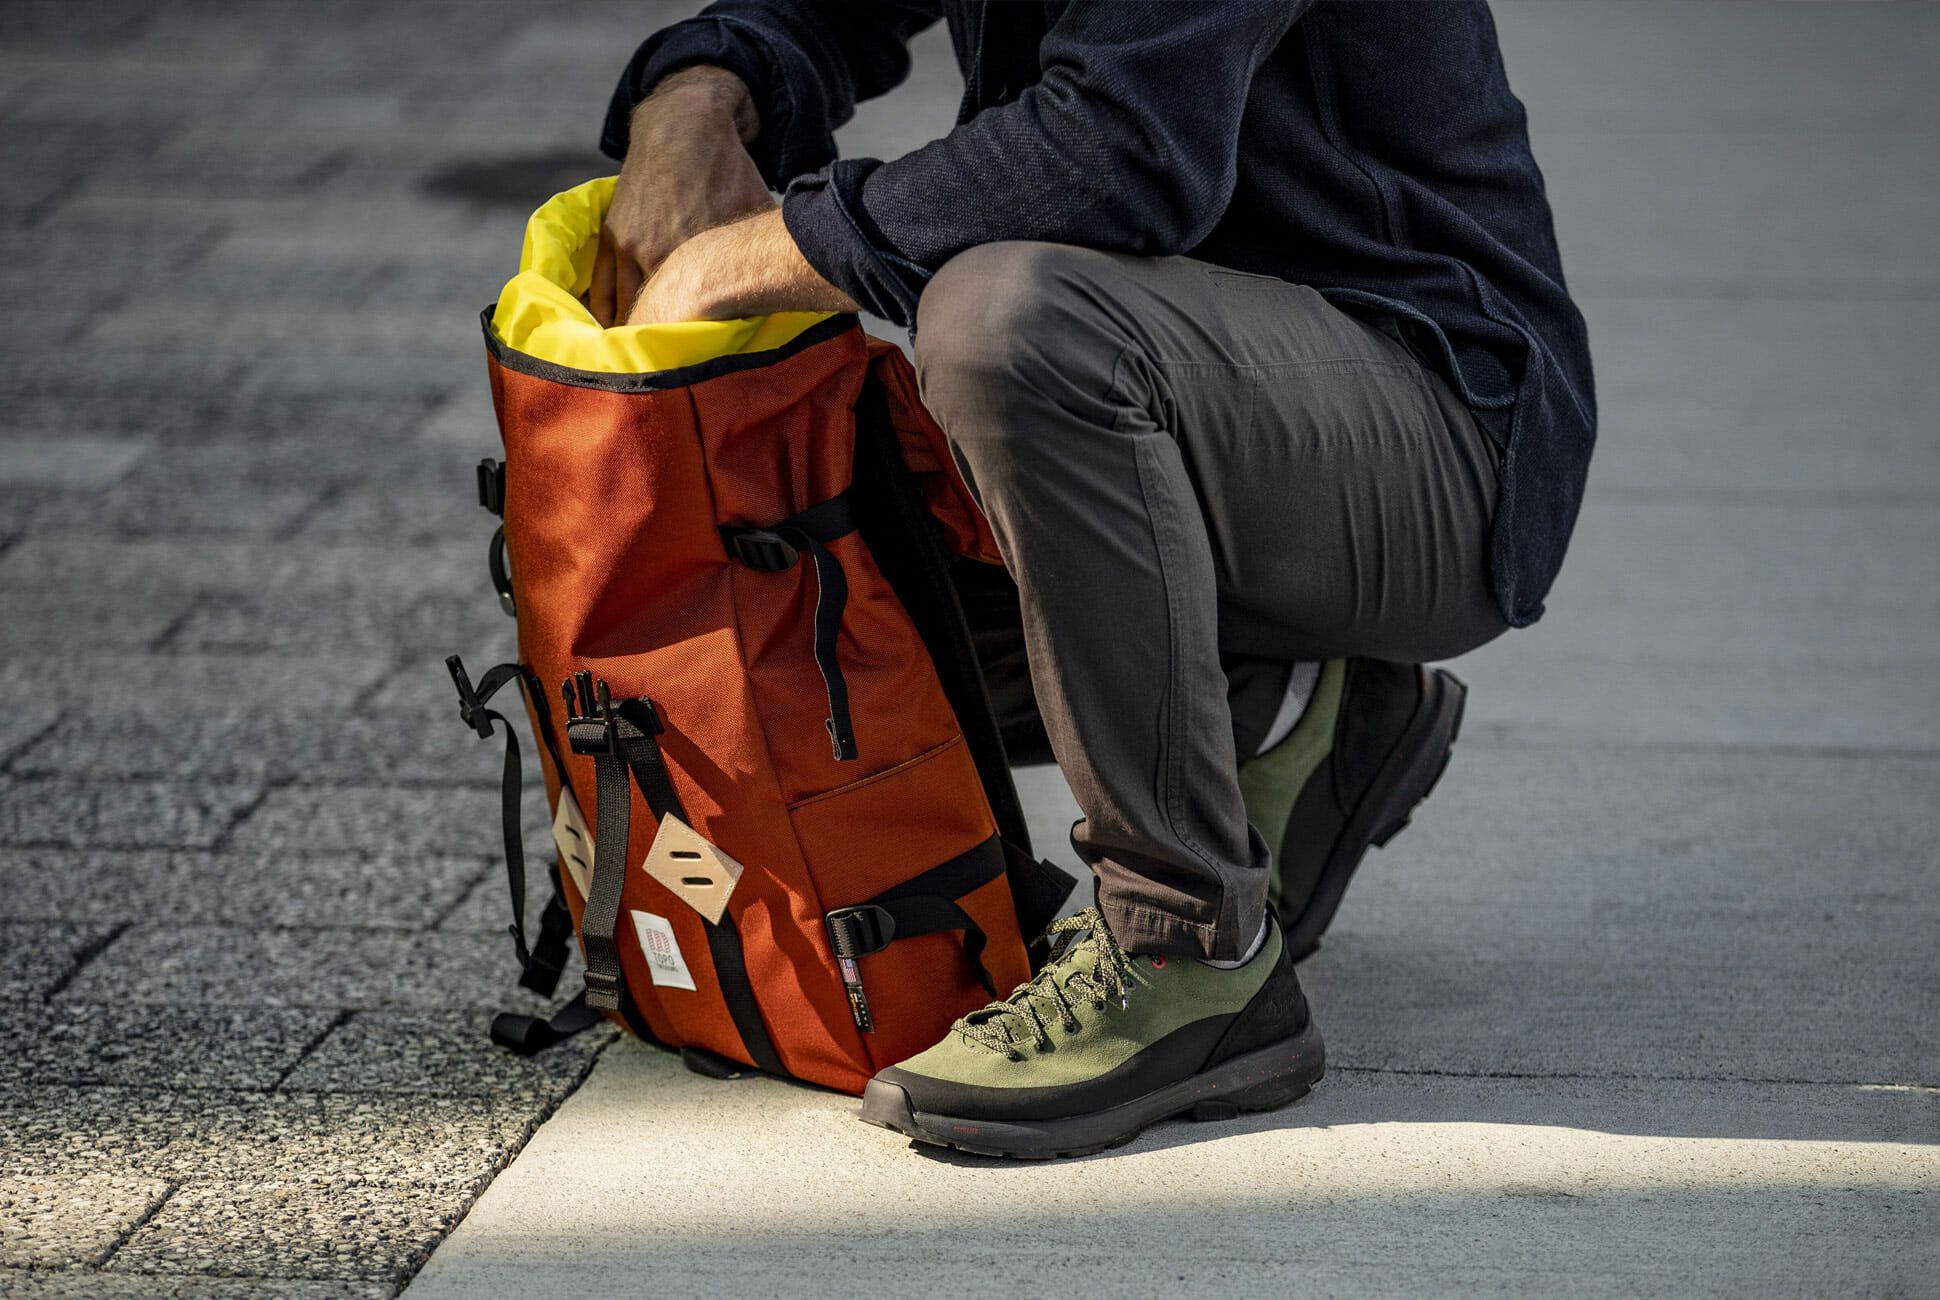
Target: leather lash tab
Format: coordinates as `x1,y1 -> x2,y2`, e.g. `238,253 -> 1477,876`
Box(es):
639,812 -> 744,926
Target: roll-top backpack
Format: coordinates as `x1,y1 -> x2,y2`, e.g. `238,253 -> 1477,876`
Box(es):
446,180 -> 1073,1094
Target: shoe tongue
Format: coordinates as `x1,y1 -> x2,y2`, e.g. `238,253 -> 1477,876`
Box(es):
1051,928 -> 1101,977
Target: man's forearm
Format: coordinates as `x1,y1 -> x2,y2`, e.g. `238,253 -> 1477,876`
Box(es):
628,207 -> 859,324
642,65 -> 761,148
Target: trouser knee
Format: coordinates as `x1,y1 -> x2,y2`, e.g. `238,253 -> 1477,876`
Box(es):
912,241 -> 1131,468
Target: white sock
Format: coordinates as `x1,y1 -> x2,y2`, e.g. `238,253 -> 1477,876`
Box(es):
1255,660 -> 1321,756
1200,917 -> 1269,969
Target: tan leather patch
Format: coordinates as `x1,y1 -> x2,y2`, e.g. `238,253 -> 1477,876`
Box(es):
550,789 -> 594,900
639,813 -> 743,925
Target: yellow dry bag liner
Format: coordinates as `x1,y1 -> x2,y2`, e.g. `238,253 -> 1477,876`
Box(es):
489,176 -> 831,374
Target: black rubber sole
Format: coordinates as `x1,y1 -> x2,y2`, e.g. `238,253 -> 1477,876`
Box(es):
1283,667 -> 1466,961
858,1021 -> 1325,1159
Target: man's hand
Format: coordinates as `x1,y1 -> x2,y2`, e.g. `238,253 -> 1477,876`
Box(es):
628,207 -> 859,325
588,66 -> 773,326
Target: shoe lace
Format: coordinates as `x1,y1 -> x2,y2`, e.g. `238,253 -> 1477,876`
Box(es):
952,907 -> 1139,1059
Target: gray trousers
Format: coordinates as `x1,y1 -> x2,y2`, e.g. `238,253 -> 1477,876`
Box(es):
913,243 -> 1505,959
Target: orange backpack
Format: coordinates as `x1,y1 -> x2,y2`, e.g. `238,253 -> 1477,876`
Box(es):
446,287 -> 1071,1094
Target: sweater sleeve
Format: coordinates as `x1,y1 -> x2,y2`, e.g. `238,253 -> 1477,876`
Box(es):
781,1 -> 1308,326
600,0 -> 944,190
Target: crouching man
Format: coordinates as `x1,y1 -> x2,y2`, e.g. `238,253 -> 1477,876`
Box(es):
591,0 -> 1595,1156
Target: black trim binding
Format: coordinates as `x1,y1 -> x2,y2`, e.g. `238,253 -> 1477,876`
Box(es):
480,308 -> 860,393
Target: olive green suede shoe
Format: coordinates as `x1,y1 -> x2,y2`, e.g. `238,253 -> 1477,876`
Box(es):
859,907 -> 1323,1158
1241,658 -> 1466,961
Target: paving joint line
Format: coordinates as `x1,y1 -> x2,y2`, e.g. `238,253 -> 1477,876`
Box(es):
428,869 -> 497,932
268,1007 -> 353,1092
204,775 -> 288,854
41,919 -> 132,1002
146,590 -> 215,653
274,478 -> 350,542
92,1177 -> 178,1271
0,710 -> 63,775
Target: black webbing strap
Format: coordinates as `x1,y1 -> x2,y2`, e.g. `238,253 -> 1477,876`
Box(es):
568,698 -> 657,1013
490,988 -> 604,1056
446,656 -> 575,996
720,490 -> 860,761
825,835 -> 1011,1006
564,674 -> 787,1077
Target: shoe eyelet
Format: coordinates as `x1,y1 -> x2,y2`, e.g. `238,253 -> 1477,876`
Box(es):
1150,955 -> 1166,969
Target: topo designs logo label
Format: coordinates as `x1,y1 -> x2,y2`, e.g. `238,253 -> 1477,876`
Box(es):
629,910 -> 696,991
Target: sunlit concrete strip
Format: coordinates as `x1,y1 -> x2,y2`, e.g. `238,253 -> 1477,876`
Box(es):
405,1036 -> 1938,1297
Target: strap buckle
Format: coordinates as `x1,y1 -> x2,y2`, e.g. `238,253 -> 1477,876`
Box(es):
724,528 -> 799,572
476,458 -> 506,515
581,967 -> 622,1011
445,655 -> 496,739
562,672 -> 661,757
825,904 -> 896,959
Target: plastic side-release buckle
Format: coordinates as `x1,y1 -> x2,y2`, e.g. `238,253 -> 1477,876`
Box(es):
825,904 -> 892,1034
562,671 -> 661,757
724,528 -> 799,572
476,458 -> 506,515
825,904 -> 896,959
445,655 -> 496,738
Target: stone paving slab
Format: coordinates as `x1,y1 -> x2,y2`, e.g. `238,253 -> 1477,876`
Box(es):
0,1271 -> 391,1300
0,922 -> 123,1002
0,652 -> 394,715
0,388 -> 440,451
60,926 -> 517,1014
169,590 -> 505,655
0,1001 -> 335,1092
107,1178 -> 486,1285
0,704 -> 57,768
0,1175 -> 171,1270
14,481 -> 321,540
0,436 -> 149,489
0,587 -> 192,654
228,785 -> 513,862
0,479 -> 314,543
0,778 -> 263,851
282,1011 -> 611,1098
0,1088 -> 539,1184
0,848 -> 485,934
9,714 -> 491,787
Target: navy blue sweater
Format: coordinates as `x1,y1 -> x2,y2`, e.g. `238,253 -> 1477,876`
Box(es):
602,1 -> 1595,626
